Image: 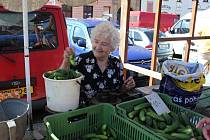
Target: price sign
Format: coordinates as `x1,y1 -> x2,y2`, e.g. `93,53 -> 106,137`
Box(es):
145,92 -> 170,115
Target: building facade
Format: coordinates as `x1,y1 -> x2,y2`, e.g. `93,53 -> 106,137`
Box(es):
48,0 -> 210,23
140,0 -> 210,17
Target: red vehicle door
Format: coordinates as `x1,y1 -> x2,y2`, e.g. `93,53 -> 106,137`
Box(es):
0,5 -> 68,108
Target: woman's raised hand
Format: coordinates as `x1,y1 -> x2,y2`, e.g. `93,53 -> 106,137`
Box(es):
64,47 -> 74,63
60,47 -> 74,70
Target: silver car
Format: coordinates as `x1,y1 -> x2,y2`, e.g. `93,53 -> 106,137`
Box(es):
129,27 -> 173,61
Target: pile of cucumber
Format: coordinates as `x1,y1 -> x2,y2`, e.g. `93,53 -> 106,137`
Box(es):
82,124 -> 117,140
127,102 -> 205,140
44,69 -> 80,80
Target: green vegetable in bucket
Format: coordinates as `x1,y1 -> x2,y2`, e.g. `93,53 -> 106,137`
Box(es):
44,69 -> 80,80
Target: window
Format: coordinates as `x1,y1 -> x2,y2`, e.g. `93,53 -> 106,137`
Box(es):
83,6 -> 93,19
73,26 -> 86,47
147,1 -> 153,12
172,19 -> 190,34
67,25 -> 73,39
103,6 -> 111,20
103,6 -> 110,14
62,5 -> 72,17
0,12 -> 58,53
134,32 -> 143,41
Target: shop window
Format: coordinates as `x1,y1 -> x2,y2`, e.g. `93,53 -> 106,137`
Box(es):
83,6 -> 93,19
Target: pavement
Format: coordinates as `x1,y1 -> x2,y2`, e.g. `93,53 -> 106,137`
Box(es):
22,108 -> 50,140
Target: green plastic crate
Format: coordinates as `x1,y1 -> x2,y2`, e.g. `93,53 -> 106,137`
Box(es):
44,103 -> 163,140
116,93 -> 206,140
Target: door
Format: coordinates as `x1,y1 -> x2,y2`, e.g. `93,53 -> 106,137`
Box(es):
0,7 -> 66,101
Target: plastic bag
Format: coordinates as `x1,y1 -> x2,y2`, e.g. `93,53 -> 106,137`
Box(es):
161,60 -> 205,92
159,60 -> 205,107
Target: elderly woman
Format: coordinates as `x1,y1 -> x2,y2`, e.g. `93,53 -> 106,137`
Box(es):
60,22 -> 135,98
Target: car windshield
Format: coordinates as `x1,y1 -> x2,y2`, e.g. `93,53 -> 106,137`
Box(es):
144,30 -> 166,42
87,26 -> 133,45
0,12 -> 58,53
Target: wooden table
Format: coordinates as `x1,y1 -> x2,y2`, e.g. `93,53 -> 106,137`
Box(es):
136,85 -> 159,95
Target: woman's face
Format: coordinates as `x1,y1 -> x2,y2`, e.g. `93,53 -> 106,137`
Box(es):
92,35 -> 113,61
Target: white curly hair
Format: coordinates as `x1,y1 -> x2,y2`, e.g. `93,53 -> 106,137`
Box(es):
91,21 -> 120,51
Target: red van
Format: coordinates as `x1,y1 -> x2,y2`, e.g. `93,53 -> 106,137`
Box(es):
129,11 -> 179,32
0,5 -> 68,109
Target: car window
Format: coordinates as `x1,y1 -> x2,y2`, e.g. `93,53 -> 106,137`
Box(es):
73,26 -> 86,44
87,27 -> 93,37
0,12 -> 58,53
180,19 -> 190,33
173,19 -> 190,34
67,25 -> 72,39
134,31 -> 143,41
144,30 -> 166,42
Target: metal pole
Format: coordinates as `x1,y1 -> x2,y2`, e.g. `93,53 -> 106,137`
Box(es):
22,0 -> 33,130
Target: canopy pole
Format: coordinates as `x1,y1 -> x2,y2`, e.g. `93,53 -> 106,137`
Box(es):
22,0 -> 33,130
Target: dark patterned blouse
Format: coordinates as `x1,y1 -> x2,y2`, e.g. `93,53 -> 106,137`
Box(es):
75,51 -> 124,98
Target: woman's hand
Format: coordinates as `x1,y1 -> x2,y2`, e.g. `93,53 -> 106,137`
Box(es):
196,118 -> 210,140
60,47 -> 74,70
122,76 -> 135,90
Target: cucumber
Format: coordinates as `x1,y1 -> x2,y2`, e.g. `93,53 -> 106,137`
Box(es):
161,113 -> 172,125
133,116 -> 141,123
145,116 -> 153,127
149,127 -> 165,133
177,126 -> 193,135
48,74 -> 55,79
171,133 -> 191,140
101,124 -> 107,131
134,102 -> 150,111
83,133 -> 97,139
157,121 -> 167,130
139,109 -> 146,122
163,120 -> 179,133
146,111 -> 165,121
152,119 -> 158,129
156,133 -> 177,140
128,110 -> 139,119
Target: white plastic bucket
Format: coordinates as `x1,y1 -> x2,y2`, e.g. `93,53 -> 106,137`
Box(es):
43,73 -> 83,112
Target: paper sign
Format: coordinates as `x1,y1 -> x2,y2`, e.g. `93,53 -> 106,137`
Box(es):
145,92 -> 170,115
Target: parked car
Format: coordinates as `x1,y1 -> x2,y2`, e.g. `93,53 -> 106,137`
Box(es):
65,18 -> 155,70
0,5 -> 68,109
165,9 -> 210,59
129,27 -> 173,61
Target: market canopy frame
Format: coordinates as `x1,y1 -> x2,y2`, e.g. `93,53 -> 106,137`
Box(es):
119,0 -> 210,86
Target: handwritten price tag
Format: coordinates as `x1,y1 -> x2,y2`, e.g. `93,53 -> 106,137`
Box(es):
145,92 -> 170,115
